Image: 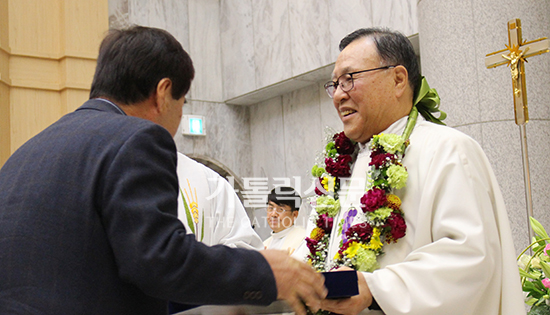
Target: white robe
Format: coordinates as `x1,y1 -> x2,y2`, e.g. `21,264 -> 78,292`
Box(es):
298,116 -> 526,315
263,225 -> 306,254
176,152 -> 263,250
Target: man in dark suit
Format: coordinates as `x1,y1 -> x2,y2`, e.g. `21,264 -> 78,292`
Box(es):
0,26 -> 325,315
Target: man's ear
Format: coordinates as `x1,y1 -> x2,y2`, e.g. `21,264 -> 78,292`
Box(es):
393,65 -> 408,98
153,78 -> 173,113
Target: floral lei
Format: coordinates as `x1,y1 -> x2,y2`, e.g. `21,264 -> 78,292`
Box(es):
305,77 -> 444,276
304,77 -> 442,315
306,112 -> 414,273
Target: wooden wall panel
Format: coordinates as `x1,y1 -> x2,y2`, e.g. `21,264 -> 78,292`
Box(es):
0,0 -> 8,50
9,55 -> 60,90
10,88 -> 64,151
60,57 -> 98,90
8,0 -> 62,58
0,82 -> 9,165
64,0 -> 108,58
0,0 -> 108,167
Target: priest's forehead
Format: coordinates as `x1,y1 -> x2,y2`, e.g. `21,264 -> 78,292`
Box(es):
332,37 -> 382,80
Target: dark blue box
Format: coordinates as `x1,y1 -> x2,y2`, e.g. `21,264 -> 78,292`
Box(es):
322,270 -> 359,299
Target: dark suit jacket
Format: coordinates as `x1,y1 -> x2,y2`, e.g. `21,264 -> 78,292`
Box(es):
0,99 -> 276,314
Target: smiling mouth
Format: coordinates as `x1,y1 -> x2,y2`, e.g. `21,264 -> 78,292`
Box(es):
341,109 -> 356,117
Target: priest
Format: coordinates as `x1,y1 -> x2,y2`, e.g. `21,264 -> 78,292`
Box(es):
263,186 -> 306,254
301,27 -> 526,315
176,152 -> 263,250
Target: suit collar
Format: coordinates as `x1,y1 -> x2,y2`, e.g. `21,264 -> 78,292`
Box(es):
76,98 -> 127,116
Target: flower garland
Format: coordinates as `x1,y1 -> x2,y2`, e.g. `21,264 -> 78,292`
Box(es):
308,131 -> 356,271
332,131 -> 409,272
306,111 -> 414,273
305,77 -> 443,274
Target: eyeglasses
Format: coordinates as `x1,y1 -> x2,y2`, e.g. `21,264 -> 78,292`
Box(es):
266,205 -> 293,214
324,65 -> 397,98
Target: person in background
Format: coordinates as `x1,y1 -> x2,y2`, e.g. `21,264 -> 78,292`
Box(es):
263,186 -> 306,255
0,26 -> 325,315
176,152 -> 263,250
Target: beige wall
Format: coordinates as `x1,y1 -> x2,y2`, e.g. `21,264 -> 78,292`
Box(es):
0,0 -> 108,166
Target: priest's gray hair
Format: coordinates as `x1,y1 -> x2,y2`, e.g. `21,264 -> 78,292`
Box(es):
339,27 -> 420,95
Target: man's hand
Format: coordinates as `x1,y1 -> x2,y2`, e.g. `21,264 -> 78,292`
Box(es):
320,268 -> 372,315
261,250 -> 327,315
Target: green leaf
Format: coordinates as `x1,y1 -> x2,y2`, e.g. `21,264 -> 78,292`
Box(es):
412,77 -> 446,125
526,297 -> 538,306
180,188 -> 195,235
521,267 -> 539,280
534,243 -> 545,253
200,214 -> 205,242
528,303 -> 550,315
531,217 -> 550,239
524,281 -> 545,298
524,280 -> 537,291
541,261 -> 550,279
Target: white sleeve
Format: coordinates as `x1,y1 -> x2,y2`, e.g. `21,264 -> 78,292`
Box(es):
364,131 -> 525,315
204,167 -> 263,250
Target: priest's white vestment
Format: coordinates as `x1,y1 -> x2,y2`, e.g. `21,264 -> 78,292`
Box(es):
176,152 -> 263,250
298,115 -> 526,315
263,224 -> 306,254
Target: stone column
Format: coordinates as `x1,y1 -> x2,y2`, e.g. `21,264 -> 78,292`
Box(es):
418,0 -> 550,253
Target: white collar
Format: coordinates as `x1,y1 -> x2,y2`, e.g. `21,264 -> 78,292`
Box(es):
271,225 -> 296,239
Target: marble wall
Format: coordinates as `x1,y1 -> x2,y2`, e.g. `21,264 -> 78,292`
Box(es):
222,0 -> 418,101
108,0 -> 418,239
105,0 -> 550,248
418,0 -> 550,254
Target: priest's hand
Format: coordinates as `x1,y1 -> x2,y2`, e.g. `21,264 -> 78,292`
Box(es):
320,268 -> 372,315
260,249 -> 327,315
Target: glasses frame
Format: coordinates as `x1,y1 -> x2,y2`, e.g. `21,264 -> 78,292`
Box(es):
324,65 -> 397,98
266,204 -> 294,214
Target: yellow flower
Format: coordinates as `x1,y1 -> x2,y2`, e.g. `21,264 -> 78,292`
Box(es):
328,177 -> 335,192
321,176 -> 335,192
367,228 -> 383,250
310,227 -> 325,241
386,194 -> 401,210
344,241 -> 362,258
321,177 -> 329,191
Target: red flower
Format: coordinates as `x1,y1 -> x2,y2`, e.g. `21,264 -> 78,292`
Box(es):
311,227 -> 325,241
360,188 -> 387,213
305,237 -> 319,254
314,177 -> 327,196
386,212 -> 406,242
314,187 -> 325,196
316,214 -> 334,233
369,151 -> 395,168
337,240 -> 351,257
333,132 -> 356,155
345,222 -> 373,241
325,155 -> 352,178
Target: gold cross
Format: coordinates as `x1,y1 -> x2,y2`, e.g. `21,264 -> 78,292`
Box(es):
485,18 -> 549,125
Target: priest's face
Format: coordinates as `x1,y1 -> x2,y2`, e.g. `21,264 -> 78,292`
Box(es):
331,37 -> 399,144
266,201 -> 298,233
